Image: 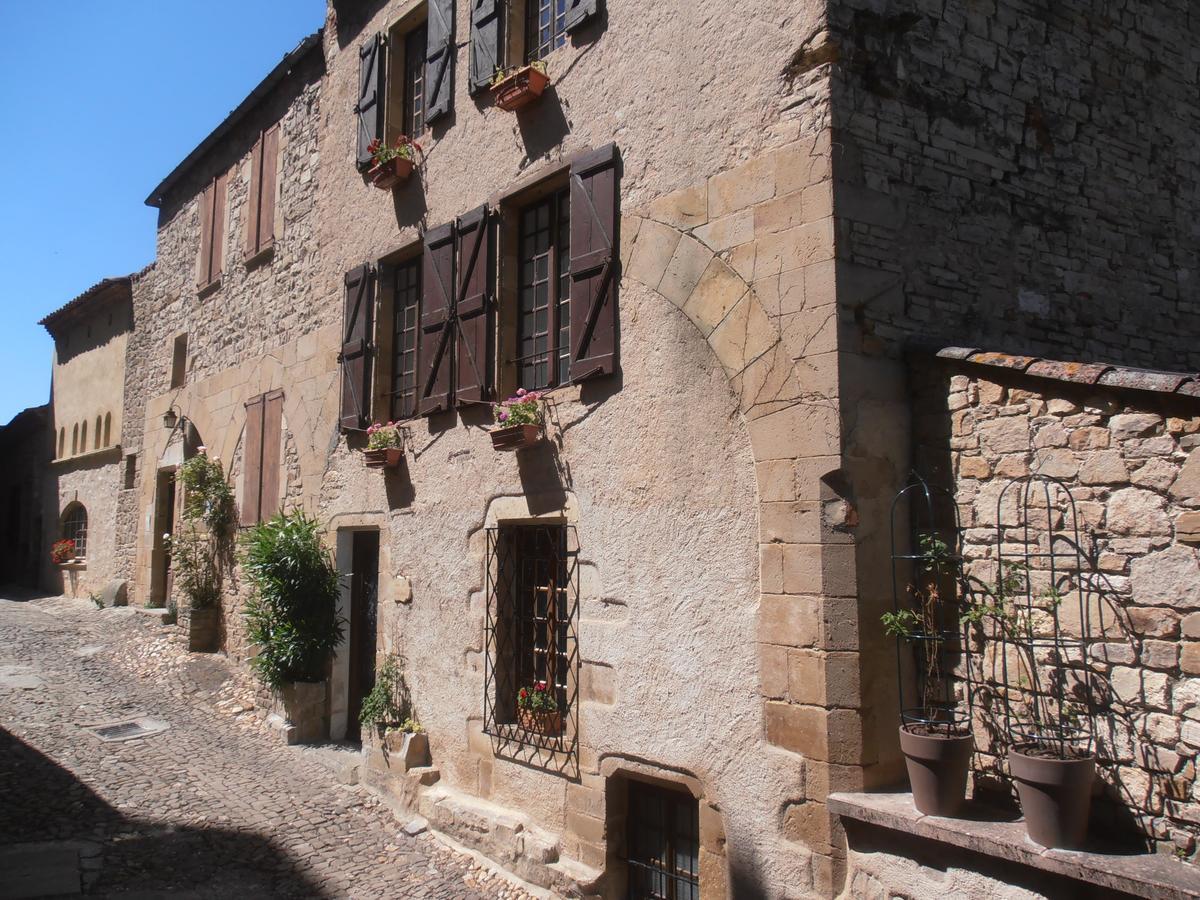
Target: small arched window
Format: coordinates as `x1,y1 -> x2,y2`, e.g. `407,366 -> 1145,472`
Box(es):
61,504 -> 88,559
95,416 -> 102,450
58,428 -> 65,459
104,413 -> 112,448
71,424 -> 78,455
81,420 -> 88,453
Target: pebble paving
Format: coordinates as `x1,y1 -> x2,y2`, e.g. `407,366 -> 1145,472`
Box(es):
0,594 -> 534,898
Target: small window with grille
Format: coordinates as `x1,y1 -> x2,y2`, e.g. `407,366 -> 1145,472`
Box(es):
485,522 -> 579,756
516,188 -> 571,391
525,0 -> 569,63
62,504 -> 88,560
626,782 -> 700,900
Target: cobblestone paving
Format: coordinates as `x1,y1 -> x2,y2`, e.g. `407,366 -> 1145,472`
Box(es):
0,595 -> 534,898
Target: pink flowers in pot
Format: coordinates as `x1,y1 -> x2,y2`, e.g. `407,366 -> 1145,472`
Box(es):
366,422 -> 402,451
492,388 -> 544,428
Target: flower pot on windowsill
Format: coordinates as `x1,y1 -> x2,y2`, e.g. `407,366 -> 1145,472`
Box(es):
490,424 -> 544,452
364,447 -> 403,469
492,65 -> 550,111
368,157 -> 414,190
518,708 -> 563,736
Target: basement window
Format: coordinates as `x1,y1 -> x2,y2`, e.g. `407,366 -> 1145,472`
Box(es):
626,781 -> 700,900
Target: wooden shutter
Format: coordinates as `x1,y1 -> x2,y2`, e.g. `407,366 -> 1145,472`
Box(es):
454,205 -> 493,406
257,126 -> 279,254
568,144 -> 620,382
564,0 -> 600,32
259,390 -> 284,520
340,264 -> 376,431
469,0 -> 502,95
425,0 -> 454,123
241,395 -> 264,526
419,222 -> 456,414
197,181 -> 215,287
356,33 -> 385,169
244,135 -> 263,258
211,172 -> 228,278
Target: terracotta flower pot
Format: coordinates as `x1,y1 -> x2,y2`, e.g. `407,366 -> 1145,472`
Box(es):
369,157 -> 414,189
518,707 -> 562,735
899,725 -> 973,817
493,66 -> 550,111
490,423 -> 543,451
364,447 -> 403,469
1009,744 -> 1094,849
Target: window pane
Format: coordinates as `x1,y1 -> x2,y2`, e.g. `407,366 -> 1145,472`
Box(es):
391,257 -> 421,419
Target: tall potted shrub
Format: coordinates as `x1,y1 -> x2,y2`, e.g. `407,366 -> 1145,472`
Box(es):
241,510 -> 344,744
171,451 -> 234,651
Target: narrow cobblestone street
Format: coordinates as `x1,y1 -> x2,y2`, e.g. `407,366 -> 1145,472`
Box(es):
0,594 -> 534,899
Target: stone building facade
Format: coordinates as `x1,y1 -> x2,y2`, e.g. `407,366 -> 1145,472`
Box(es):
17,0 -> 1199,897
0,404 -> 49,589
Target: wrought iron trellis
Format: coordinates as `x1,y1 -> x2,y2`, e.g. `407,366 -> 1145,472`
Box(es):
889,471 -> 972,734
995,475 -> 1096,758
484,522 -> 579,773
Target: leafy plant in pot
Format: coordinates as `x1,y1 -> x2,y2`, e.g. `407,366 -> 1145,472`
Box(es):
359,654 -> 429,768
517,680 -> 561,735
490,389 -> 545,451
364,422 -> 403,469
365,136 -> 422,190
883,531 -> 973,817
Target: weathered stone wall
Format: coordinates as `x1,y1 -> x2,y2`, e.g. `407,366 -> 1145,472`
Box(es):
826,0 -> 1199,371
911,356 -> 1200,858
48,458 -> 123,599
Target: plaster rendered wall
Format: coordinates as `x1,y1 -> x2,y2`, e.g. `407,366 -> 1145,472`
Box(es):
911,358 -> 1200,859
49,302 -> 130,462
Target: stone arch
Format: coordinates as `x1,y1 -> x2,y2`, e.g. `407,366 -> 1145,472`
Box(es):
621,212 -> 857,873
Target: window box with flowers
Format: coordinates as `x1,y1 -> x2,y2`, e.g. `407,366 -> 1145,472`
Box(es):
366,136 -> 423,190
364,422 -> 404,469
491,389 -> 545,451
491,61 -> 550,112
517,681 -> 562,735
51,539 -> 77,566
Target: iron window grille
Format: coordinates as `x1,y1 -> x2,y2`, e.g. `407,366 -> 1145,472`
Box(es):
484,523 -> 579,769
525,0 -> 569,63
62,505 -> 88,559
515,188 -> 571,391
626,782 -> 700,900
403,23 -> 428,137
391,257 -> 422,420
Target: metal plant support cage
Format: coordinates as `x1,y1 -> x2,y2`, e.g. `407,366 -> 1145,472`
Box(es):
890,472 -> 972,735
993,476 -> 1096,759
483,522 -> 580,776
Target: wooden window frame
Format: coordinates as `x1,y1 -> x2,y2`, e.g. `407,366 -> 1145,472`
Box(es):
385,7 -> 431,146
514,187 -> 571,391
626,780 -> 701,900
62,504 -> 88,560
389,255 -> 423,421
524,0 -> 569,63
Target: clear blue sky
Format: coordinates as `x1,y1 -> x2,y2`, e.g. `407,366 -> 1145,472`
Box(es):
0,0 -> 325,426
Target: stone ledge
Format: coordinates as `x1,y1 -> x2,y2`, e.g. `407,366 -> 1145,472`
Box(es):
829,791 -> 1200,900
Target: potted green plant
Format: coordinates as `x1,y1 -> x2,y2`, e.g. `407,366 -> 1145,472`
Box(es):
490,389 -> 545,451
51,538 -> 76,566
170,451 -> 235,651
359,654 -> 429,771
517,680 -> 562,735
241,510 -> 344,744
490,60 -> 550,111
366,136 -> 422,189
364,422 -> 403,469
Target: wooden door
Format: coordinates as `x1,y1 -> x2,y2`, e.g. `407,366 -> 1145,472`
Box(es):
346,531 -> 380,742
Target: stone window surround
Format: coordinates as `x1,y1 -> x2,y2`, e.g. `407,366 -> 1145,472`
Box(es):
382,0 -> 430,146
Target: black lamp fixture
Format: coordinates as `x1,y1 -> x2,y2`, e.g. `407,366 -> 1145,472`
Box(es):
162,406 -> 183,430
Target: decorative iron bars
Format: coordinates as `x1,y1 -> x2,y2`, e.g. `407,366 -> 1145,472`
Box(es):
484,522 -> 579,770
889,472 -> 972,734
993,476 -> 1096,758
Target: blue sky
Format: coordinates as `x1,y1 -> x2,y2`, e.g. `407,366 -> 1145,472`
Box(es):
0,0 -> 325,426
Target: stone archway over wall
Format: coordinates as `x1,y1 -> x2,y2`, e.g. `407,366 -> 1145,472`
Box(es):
622,209 -> 861,886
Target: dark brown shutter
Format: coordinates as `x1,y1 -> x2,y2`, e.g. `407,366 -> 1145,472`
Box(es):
197,181 -> 215,287
419,222 -> 456,414
469,0 -> 502,95
340,264 -> 376,430
564,0 -> 600,32
244,134 -> 263,258
454,205 -> 493,406
356,33 -> 385,169
241,395 -> 264,526
259,390 -> 284,520
211,172 -> 228,278
425,0 -> 454,123
568,143 -> 619,382
258,125 -> 279,253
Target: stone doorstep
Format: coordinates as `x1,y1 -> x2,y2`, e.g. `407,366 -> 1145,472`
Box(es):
829,791 -> 1200,900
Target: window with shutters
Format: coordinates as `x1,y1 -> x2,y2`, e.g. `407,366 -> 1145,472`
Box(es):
244,125 -> 279,262
384,10 -> 430,144
472,0 -> 599,86
241,391 -> 284,526
516,188 -> 571,390
196,172 -> 228,292
525,0 -> 568,62
390,257 -> 422,420
62,504 -> 88,560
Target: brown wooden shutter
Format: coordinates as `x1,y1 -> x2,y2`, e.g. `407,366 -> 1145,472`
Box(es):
425,0 -> 454,123
211,172 -> 228,278
469,0 -> 502,95
259,390 -> 284,520
419,222 -> 456,414
564,0 -> 600,32
340,264 -> 376,431
241,395 -> 264,526
454,205 -> 494,406
197,181 -> 215,287
568,143 -> 620,382
245,125 -> 279,259
356,33 -> 385,169
244,134 -> 263,258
